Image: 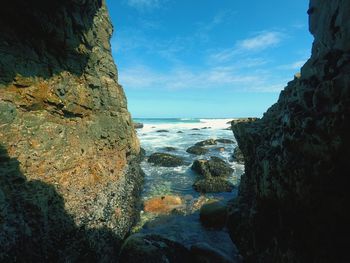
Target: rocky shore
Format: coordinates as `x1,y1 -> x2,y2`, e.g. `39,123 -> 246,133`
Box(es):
229,1 -> 350,262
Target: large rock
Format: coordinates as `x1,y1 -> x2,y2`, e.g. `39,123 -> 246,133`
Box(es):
215,139 -> 234,144
193,178 -> 234,193
192,157 -> 234,178
0,0 -> 143,261
148,152 -> 184,167
119,234 -> 191,263
229,1 -> 350,262
186,146 -> 209,155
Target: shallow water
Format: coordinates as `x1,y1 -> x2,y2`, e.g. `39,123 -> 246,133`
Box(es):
133,118 -> 244,258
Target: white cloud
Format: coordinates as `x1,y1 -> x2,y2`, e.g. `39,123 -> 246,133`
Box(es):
278,60 -> 306,70
237,31 -> 282,51
211,31 -> 284,62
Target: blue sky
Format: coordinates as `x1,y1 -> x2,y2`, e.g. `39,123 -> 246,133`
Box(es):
106,0 -> 312,118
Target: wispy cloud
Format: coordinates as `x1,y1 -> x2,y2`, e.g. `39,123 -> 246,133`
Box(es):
211,31 -> 284,62
120,63 -> 289,93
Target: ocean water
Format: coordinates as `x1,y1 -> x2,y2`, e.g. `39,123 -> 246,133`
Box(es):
133,118 -> 244,258
135,118 -> 244,198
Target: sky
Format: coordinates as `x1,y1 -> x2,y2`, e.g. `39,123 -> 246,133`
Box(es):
106,0 -> 313,118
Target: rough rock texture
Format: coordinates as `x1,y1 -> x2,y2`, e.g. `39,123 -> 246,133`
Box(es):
229,1 -> 350,262
0,0 -> 143,261
148,152 -> 185,167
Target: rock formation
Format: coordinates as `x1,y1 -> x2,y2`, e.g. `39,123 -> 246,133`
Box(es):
229,0 -> 350,262
0,0 -> 143,261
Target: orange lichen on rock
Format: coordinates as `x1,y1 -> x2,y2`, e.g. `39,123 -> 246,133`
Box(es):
144,195 -> 183,214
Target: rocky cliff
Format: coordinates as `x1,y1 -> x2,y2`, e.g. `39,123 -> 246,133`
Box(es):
229,0 -> 350,262
0,0 -> 143,261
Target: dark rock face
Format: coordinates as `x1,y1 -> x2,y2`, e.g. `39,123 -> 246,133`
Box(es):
229,1 -> 350,262
186,146 -> 209,155
190,242 -> 239,263
232,147 -> 244,163
215,139 -> 234,144
148,153 -> 184,167
0,0 -> 143,261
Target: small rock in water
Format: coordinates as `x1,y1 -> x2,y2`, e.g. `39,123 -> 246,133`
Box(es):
144,195 -> 183,214
186,146 -> 208,155
191,156 -> 234,178
177,131 -> 184,133
148,152 -> 184,167
195,139 -> 217,146
191,128 -> 200,130
156,129 -> 169,133
133,122 -> 144,129
214,147 -> 225,152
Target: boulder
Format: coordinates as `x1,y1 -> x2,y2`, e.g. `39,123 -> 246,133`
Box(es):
199,201 -> 227,229
193,178 -> 234,193
186,146 -> 208,155
133,122 -> 144,129
191,157 -> 234,178
215,139 -> 234,144
119,234 -> 191,263
148,153 -> 184,167
144,195 -> 183,214
195,139 -> 217,146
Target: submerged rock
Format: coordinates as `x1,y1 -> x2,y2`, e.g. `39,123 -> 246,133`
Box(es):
156,129 -> 169,133
191,157 -> 234,178
148,153 -> 184,167
186,146 -> 209,155
195,139 -> 217,146
193,178 -> 234,193
144,195 -> 183,214
119,234 -> 191,263
163,146 -> 177,152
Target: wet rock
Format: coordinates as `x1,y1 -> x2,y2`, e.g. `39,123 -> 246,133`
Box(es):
201,127 -> 211,129
133,122 -> 144,129
191,157 -> 234,178
215,139 -> 234,144
156,129 -> 169,133
199,201 -> 227,229
119,234 -> 191,263
195,139 -> 217,146
144,195 -> 183,214
177,131 -> 184,133
148,153 -> 184,167
190,242 -> 236,263
232,147 -> 244,163
193,178 -> 234,193
186,146 -> 208,155
192,128 -> 200,130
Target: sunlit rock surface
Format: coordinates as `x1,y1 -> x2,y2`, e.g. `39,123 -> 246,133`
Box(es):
0,0 -> 143,261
